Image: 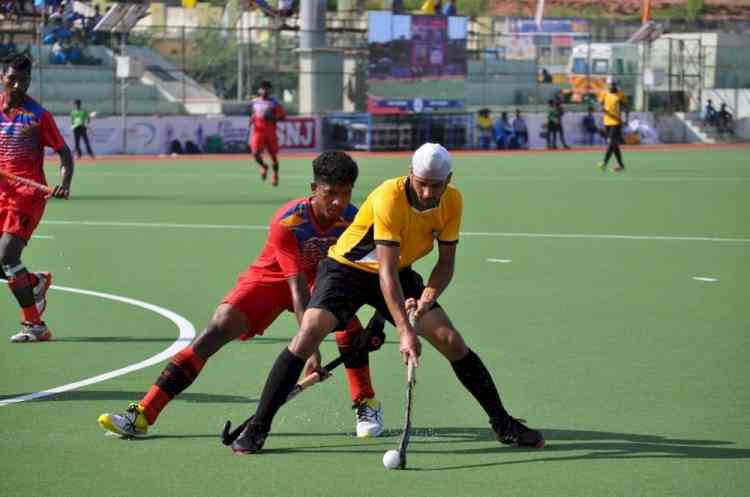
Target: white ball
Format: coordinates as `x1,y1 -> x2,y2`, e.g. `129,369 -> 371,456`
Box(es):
382,449 -> 401,470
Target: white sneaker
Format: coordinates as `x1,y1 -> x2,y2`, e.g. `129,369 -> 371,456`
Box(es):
32,272 -> 52,315
10,321 -> 52,343
355,398 -> 384,438
98,403 -> 149,437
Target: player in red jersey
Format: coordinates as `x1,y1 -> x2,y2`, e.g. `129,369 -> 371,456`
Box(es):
98,151 -> 386,438
1,54 -> 74,343
249,80 -> 285,186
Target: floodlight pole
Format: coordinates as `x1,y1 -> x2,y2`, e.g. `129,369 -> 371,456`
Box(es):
237,11 -> 244,101
120,34 -> 128,154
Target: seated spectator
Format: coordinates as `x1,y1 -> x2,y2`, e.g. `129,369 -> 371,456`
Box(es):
512,109 -> 528,149
442,0 -> 457,16
539,68 -> 553,84
476,108 -> 493,150
50,39 -> 68,64
392,0 -> 405,13
717,104 -> 734,134
494,111 -> 515,150
704,99 -> 717,126
48,2 -> 64,22
582,106 -> 599,145
420,0 -> 442,15
67,39 -> 82,64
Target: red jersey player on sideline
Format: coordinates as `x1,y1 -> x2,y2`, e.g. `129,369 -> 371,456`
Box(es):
98,151 -> 386,439
1,54 -> 74,343
249,80 -> 286,186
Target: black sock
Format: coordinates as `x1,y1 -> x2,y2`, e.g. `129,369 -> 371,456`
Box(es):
614,147 -> 624,166
451,349 -> 509,423
254,348 -> 305,429
604,143 -> 615,164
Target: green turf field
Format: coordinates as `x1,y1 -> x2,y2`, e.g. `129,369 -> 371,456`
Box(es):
1,146 -> 749,497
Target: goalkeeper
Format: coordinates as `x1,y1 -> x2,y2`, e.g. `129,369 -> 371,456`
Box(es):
98,151 -> 387,439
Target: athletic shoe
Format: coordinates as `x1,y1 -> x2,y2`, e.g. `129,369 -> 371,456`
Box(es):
612,165 -> 625,172
10,321 -> 52,343
231,420 -> 269,454
354,398 -> 384,438
259,164 -> 268,181
32,272 -> 52,315
271,172 -> 279,187
98,403 -> 148,437
597,161 -> 607,172
491,416 -> 545,448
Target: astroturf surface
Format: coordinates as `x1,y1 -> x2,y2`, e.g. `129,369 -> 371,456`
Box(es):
1,146 -> 749,497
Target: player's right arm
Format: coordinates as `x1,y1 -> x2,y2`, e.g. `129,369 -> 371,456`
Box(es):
377,243 -> 420,365
371,189 -> 420,364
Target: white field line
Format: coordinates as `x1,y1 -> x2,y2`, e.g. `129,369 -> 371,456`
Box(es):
487,258 -> 512,263
693,277 -> 719,282
0,284 -> 196,406
70,172 -> 750,182
40,220 -> 750,243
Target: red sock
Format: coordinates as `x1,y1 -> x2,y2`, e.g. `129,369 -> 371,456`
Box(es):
335,324 -> 375,403
140,385 -> 171,425
140,346 -> 206,425
21,305 -> 42,324
346,366 -> 375,404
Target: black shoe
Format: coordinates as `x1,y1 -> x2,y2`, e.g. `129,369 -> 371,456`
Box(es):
491,416 -> 544,448
231,420 -> 269,454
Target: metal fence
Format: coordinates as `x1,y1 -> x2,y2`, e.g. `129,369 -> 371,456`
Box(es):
4,15 -> 750,117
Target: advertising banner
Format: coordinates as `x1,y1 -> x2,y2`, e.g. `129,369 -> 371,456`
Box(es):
53,115 -> 321,155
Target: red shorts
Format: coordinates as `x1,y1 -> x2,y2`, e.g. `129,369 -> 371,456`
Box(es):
249,131 -> 279,155
221,274 -> 293,340
0,202 -> 46,243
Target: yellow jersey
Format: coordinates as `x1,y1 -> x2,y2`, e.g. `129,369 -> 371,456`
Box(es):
329,176 -> 463,273
599,90 -> 627,126
477,115 -> 493,131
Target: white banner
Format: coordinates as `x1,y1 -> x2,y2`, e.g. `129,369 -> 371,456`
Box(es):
490,112 -> 659,149
54,115 -> 322,155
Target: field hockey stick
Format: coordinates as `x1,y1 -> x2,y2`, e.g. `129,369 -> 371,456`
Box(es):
0,169 -> 53,195
397,311 -> 419,469
221,355 -> 345,446
397,358 -> 417,469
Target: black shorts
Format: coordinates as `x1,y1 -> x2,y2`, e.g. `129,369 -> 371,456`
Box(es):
308,257 -> 439,328
605,124 -> 623,144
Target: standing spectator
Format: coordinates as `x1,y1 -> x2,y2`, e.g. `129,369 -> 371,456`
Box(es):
512,109 -> 528,149
546,99 -> 559,149
442,0 -> 457,16
70,99 -> 95,159
555,97 -> 571,149
582,106 -> 599,146
476,108 -> 493,150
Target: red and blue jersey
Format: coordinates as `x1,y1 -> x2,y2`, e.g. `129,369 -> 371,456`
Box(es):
249,196 -> 358,285
249,96 -> 285,135
0,94 -> 65,202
